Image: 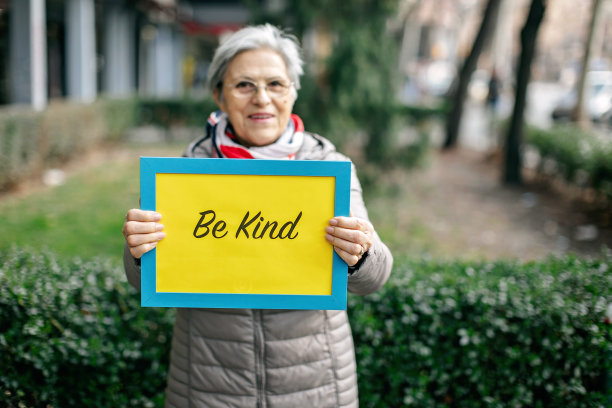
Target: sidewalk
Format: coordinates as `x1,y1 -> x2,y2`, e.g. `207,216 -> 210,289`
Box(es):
372,145 -> 612,261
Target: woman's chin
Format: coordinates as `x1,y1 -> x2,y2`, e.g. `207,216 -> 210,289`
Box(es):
239,133 -> 281,147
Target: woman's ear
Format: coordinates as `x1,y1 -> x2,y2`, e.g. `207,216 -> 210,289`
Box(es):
212,88 -> 226,113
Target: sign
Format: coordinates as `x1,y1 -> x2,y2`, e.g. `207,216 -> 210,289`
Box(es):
140,157 -> 351,310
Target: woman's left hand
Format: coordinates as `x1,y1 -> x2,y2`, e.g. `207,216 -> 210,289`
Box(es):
325,216 -> 374,267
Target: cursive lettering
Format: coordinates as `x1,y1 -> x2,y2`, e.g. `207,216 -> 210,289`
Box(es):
193,210 -> 228,238
193,210 -> 302,240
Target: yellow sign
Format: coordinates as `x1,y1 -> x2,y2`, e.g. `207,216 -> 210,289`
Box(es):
156,173 -> 335,295
140,157 -> 351,309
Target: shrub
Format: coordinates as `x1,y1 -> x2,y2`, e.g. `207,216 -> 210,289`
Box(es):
525,124 -> 612,198
0,247 -> 174,407
0,107 -> 42,190
5,250 -> 608,407
135,97 -> 218,130
396,103 -> 448,123
348,255 -> 612,407
40,103 -> 107,166
0,102 -> 117,191
0,97 -> 219,193
97,98 -> 139,141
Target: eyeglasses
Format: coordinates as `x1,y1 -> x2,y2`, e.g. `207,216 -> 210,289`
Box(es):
224,79 -> 293,99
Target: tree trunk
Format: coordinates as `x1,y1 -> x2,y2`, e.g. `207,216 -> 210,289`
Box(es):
443,0 -> 502,149
572,0 -> 603,127
503,0 -> 546,185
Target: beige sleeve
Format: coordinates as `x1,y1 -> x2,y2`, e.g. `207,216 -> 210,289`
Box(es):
123,243 -> 142,292
345,162 -> 393,296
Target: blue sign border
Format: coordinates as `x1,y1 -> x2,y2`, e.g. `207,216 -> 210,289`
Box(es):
140,157 -> 351,310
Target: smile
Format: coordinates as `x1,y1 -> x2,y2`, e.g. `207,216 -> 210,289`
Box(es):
248,114 -> 274,120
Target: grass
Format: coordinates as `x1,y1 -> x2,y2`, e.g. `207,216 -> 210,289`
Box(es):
0,143 -> 184,261
362,178 -> 433,256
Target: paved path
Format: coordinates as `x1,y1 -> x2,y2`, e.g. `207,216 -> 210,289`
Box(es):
371,147 -> 611,261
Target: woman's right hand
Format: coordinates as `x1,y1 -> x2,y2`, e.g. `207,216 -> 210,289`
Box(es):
122,209 -> 166,259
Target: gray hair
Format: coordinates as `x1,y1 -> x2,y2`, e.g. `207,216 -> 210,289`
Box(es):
206,24 -> 304,96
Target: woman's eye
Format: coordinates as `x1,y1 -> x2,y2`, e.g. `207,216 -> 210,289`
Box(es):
267,81 -> 286,90
236,81 -> 255,90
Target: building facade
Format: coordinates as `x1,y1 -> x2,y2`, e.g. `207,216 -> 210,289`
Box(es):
0,0 -> 251,110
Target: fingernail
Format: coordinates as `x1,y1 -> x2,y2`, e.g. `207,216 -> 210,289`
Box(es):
325,226 -> 334,234
158,232 -> 166,239
153,212 -> 162,221
329,218 -> 338,226
325,233 -> 333,242
155,223 -> 164,232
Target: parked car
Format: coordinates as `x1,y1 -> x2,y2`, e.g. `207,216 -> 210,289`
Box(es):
551,70 -> 612,122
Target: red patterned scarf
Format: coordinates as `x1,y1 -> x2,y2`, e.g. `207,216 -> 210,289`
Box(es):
207,111 -> 304,159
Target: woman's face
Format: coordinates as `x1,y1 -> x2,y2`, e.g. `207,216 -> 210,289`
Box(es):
213,48 -> 296,147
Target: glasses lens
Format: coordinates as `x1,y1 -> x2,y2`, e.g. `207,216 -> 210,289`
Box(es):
228,80 -> 292,98
234,81 -> 256,95
266,80 -> 290,96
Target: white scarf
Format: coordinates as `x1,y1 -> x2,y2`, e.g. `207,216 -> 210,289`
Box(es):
207,111 -> 304,160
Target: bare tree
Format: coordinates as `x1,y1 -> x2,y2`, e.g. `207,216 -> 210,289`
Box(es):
443,0 -> 502,149
503,0 -> 547,185
572,0 -> 604,127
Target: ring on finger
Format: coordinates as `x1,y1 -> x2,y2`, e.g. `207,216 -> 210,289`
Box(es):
358,245 -> 364,257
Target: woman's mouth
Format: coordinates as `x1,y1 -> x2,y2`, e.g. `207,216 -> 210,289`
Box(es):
248,113 -> 274,121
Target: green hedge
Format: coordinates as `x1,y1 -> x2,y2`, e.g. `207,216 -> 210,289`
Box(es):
0,98 -> 214,192
99,97 -> 139,141
525,124 -> 612,197
1,247 -> 610,407
41,103 -> 108,165
349,255 -> 612,407
396,102 -> 448,122
0,247 -> 174,407
135,98 -> 218,129
0,107 -> 42,190
0,100 -> 136,191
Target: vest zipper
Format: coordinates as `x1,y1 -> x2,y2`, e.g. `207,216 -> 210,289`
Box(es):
254,310 -> 266,408
187,309 -> 193,408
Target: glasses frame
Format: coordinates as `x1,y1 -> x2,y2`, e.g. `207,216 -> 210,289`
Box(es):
223,79 -> 294,99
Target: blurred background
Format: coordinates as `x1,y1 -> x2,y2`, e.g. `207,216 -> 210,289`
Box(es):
0,1 -> 611,407
1,0 -> 611,124
1,0 -> 611,122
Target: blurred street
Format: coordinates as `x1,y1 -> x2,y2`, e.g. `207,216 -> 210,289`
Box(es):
459,81 -> 569,151
419,80 -> 612,261
460,80 -> 611,152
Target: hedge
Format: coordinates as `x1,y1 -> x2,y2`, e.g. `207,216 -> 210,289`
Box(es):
348,255 -> 612,407
0,100 -> 134,191
0,247 -> 174,407
135,97 -> 218,130
1,246 -> 610,407
396,102 -> 448,122
0,98 -> 216,192
0,107 -> 42,191
525,124 -> 612,198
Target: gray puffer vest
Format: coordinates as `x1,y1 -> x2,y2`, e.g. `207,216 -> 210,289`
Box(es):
124,132 -> 393,407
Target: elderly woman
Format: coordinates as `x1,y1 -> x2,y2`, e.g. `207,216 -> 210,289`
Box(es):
122,24 -> 393,407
